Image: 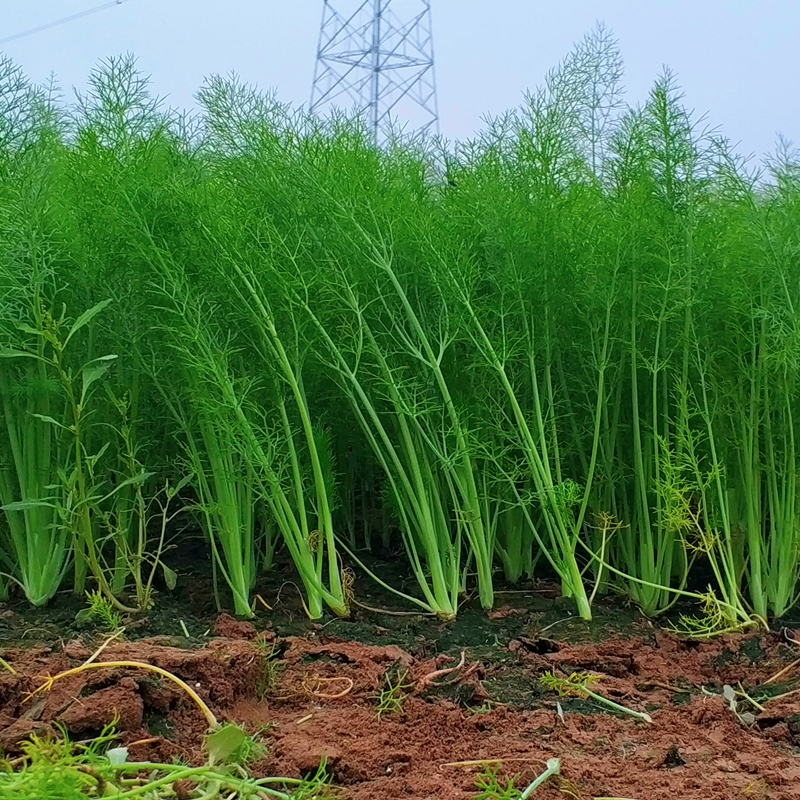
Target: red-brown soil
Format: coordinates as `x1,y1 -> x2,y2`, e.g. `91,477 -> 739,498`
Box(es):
2,619 -> 800,799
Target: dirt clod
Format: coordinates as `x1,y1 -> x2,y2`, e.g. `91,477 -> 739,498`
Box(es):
58,682 -> 144,733
213,613 -> 258,640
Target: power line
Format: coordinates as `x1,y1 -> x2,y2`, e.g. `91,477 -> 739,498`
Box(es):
0,0 -> 130,47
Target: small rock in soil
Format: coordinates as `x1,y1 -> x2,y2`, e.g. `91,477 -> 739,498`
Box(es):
661,744 -> 686,768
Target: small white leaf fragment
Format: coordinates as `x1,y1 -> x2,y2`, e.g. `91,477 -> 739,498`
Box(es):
722,684 -> 736,703
106,747 -> 129,765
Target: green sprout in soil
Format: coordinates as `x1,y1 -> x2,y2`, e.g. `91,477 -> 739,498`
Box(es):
80,589 -> 125,634
254,639 -> 283,701
668,589 -> 765,640
474,763 -> 519,800
540,671 -> 652,724
375,666 -> 414,719
472,757 -> 561,800
287,761 -> 338,800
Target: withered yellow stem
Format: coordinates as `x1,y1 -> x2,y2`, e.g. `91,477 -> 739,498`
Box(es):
28,660 -> 218,729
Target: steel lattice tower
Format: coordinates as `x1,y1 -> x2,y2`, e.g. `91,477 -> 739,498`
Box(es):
310,1 -> 439,143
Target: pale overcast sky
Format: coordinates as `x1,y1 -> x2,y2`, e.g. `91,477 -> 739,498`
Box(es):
1,1 -> 798,161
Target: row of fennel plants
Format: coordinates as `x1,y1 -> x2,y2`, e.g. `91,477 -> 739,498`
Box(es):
0,29 -> 799,631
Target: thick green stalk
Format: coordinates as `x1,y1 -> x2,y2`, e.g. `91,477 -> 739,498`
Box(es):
299,288 -> 460,619
454,287 -> 592,620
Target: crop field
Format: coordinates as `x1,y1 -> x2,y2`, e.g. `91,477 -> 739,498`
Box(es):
2,29 -> 800,800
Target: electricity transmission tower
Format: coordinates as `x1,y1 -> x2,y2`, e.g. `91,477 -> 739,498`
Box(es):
310,1 -> 439,144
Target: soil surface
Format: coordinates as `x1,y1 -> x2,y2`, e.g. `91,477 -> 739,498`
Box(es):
3,576 -> 800,800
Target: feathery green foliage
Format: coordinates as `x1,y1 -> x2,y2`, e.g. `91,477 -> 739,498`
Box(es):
0,29 -> 798,631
